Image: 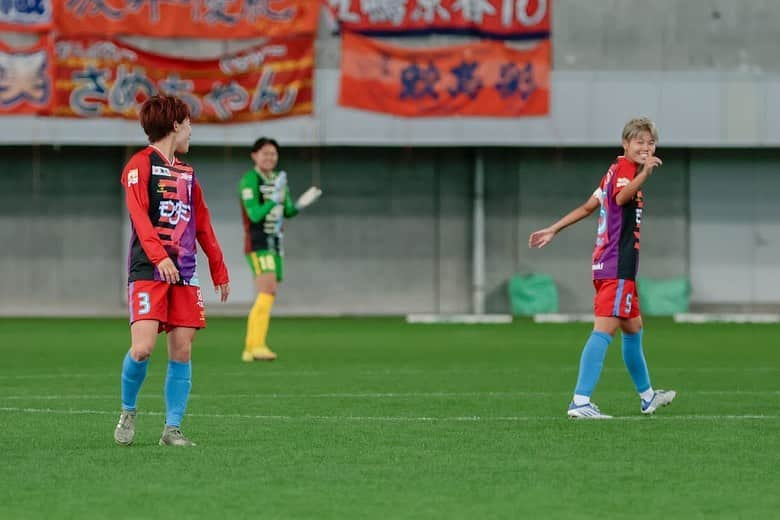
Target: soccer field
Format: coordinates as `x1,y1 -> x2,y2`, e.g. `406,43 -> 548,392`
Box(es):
1,317 -> 778,519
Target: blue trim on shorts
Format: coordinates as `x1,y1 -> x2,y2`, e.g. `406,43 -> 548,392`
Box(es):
613,279 -> 625,316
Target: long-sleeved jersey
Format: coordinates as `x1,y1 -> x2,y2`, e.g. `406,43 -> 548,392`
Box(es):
591,156 -> 643,281
121,145 -> 228,287
239,169 -> 298,255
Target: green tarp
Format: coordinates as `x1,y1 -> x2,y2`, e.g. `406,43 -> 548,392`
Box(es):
508,274 -> 690,316
508,274 -> 559,316
637,277 -> 690,316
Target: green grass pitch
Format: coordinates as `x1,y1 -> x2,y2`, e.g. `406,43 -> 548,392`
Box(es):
1,317 -> 778,519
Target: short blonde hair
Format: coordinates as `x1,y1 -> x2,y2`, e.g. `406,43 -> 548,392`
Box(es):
622,117 -> 658,142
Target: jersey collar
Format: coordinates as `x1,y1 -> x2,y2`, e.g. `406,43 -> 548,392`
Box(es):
149,145 -> 176,166
616,155 -> 638,175
254,168 -> 275,183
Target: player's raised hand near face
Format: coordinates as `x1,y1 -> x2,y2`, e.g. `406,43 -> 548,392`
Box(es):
215,282 -> 230,302
156,257 -> 180,284
529,227 -> 556,249
640,155 -> 662,175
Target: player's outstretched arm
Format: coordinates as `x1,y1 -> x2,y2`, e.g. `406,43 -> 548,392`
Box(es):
528,196 -> 600,249
295,186 -> 322,211
616,156 -> 662,206
193,180 -> 230,301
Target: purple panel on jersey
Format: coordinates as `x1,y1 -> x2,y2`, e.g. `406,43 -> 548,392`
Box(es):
601,184 -> 624,279
171,171 -> 198,284
592,161 -> 625,280
591,157 -> 641,281
177,217 -> 198,283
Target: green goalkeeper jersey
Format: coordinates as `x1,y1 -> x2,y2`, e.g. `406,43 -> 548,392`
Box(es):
239,169 -> 298,255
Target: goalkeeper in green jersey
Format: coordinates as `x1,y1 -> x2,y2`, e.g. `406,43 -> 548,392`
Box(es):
239,137 -> 321,361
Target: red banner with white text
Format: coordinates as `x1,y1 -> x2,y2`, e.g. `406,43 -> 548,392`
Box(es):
326,0 -> 550,39
53,0 -> 318,38
0,35 -> 54,115
53,37 -> 313,123
339,32 -> 549,117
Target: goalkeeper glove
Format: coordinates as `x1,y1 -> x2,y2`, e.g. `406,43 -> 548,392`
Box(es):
295,186 -> 322,210
273,171 -> 287,192
267,171 -> 288,204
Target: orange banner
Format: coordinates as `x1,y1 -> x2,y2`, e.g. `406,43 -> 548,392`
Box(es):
326,0 -> 550,40
0,35 -> 54,115
339,33 -> 549,117
53,0 -> 318,38
53,37 -> 313,123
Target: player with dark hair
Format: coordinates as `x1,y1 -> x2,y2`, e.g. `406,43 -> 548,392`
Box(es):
529,117 -> 676,419
239,137 -> 321,362
114,95 -> 230,446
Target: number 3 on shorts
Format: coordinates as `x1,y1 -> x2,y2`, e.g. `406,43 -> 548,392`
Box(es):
137,292 -> 151,315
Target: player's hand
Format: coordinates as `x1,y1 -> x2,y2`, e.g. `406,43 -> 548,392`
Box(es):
156,258 -> 180,284
215,283 -> 230,302
529,228 -> 556,249
295,186 -> 322,210
640,156 -> 662,175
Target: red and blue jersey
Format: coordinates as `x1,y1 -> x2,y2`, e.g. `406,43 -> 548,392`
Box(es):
591,156 -> 643,281
121,146 -> 228,287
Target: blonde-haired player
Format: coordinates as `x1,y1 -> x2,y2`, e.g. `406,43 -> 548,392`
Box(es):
529,117 -> 676,419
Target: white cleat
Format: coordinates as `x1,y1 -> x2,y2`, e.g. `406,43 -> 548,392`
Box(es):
114,410 -> 136,446
641,389 -> 677,415
567,401 -> 612,420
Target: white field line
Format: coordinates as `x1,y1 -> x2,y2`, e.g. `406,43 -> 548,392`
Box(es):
0,390 -> 779,401
1,366 -> 779,380
0,406 -> 777,422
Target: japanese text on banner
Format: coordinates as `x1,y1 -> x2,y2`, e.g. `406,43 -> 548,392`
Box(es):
54,0 -> 318,38
339,32 -> 549,117
0,35 -> 54,114
54,37 -> 314,123
0,0 -> 52,31
326,0 -> 550,39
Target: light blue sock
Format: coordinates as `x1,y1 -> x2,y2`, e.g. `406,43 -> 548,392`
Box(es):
165,360 -> 192,427
622,329 -> 652,393
121,351 -> 149,412
574,331 -> 612,397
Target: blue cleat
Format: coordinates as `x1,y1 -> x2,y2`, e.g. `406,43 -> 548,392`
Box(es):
641,389 -> 677,415
567,401 -> 612,419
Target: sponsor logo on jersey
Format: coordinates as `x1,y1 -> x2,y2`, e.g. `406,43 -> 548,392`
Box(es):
617,177 -> 630,188
597,207 -> 607,234
127,169 -> 138,186
152,166 -> 170,177
159,200 -> 191,225
241,188 -> 254,201
592,263 -> 604,271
